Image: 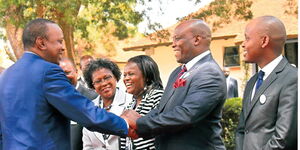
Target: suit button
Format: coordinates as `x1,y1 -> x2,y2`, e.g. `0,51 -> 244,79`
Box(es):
245,130 -> 249,134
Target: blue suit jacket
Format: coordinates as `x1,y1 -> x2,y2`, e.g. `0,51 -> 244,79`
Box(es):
136,54 -> 227,150
0,53 -> 127,150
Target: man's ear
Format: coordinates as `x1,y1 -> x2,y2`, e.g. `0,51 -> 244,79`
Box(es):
261,35 -> 269,48
36,36 -> 46,50
194,35 -> 201,46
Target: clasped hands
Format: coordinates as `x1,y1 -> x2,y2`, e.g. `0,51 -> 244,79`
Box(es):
121,110 -> 141,139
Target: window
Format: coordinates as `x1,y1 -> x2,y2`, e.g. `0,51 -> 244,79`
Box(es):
224,46 -> 240,67
284,39 -> 298,67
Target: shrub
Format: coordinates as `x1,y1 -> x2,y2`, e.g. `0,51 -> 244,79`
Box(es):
221,97 -> 242,150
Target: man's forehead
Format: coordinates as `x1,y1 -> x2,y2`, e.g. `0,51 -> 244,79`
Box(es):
173,26 -> 192,37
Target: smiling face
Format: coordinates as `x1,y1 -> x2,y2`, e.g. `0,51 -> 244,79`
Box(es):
92,68 -> 117,101
123,62 -> 145,97
242,21 -> 265,64
172,26 -> 196,64
43,23 -> 65,64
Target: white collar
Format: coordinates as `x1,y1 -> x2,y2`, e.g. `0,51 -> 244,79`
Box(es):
75,82 -> 79,89
185,50 -> 210,71
25,51 -> 39,56
94,88 -> 128,109
259,55 -> 283,80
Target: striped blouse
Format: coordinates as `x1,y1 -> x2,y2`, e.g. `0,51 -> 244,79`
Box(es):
120,88 -> 164,150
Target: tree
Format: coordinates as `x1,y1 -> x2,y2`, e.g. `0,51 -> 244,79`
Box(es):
148,0 -> 253,42
0,0 -> 143,63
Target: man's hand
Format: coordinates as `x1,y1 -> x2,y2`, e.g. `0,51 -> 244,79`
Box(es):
121,110 -> 141,139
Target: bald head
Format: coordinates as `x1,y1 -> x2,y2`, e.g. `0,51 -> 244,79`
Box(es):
177,19 -> 212,44
59,58 -> 78,85
172,19 -> 212,63
247,16 -> 286,52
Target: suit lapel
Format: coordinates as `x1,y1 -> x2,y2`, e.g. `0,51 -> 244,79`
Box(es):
243,76 -> 256,116
158,68 -> 180,113
244,58 -> 288,121
94,132 -> 105,144
158,54 -> 212,113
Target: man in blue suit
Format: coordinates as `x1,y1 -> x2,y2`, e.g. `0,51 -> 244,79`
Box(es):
0,18 -> 137,150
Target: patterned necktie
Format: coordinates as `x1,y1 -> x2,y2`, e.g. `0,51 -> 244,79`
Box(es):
173,65 -> 187,88
177,65 -> 187,80
255,70 -> 265,92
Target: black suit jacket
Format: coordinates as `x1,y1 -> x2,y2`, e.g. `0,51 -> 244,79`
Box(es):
226,76 -> 238,98
137,54 -> 227,150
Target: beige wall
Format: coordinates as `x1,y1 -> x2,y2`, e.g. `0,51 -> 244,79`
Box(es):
150,45 -> 179,86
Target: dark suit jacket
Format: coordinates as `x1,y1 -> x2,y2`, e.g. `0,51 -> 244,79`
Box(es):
0,53 -> 127,150
235,57 -> 297,150
76,82 -> 98,100
136,54 -> 227,150
70,83 -> 98,150
226,76 -> 238,98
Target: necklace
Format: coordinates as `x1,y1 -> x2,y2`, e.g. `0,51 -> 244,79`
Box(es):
104,105 -> 112,111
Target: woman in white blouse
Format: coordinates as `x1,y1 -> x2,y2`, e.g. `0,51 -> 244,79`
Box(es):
82,58 -> 132,150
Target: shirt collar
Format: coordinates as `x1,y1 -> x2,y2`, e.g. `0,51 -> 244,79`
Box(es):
25,51 -> 39,56
75,82 -> 80,89
259,55 -> 283,80
185,50 -> 210,71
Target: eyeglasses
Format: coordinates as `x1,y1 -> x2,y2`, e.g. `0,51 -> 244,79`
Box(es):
92,75 -> 113,85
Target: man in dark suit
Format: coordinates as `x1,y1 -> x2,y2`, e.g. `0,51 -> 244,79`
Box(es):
235,16 -> 297,150
223,67 -> 238,98
78,55 -> 94,88
124,19 -> 227,150
59,57 -> 98,100
59,58 -> 98,150
0,18 -> 136,149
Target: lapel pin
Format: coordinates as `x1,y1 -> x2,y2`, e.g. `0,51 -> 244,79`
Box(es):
259,94 -> 267,104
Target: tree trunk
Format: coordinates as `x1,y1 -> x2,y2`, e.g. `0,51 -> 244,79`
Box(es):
5,23 -> 23,59
58,19 -> 77,64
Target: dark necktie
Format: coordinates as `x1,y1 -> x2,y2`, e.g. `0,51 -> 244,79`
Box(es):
255,70 -> 265,92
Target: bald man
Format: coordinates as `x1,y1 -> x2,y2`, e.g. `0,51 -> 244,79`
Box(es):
125,19 -> 227,149
235,16 -> 297,150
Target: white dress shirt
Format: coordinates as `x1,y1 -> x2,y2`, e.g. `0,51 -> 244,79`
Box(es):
251,55 -> 283,100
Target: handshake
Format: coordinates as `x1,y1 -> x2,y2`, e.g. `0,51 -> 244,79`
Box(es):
120,110 -> 141,139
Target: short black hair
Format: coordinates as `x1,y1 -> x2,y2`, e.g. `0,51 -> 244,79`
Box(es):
22,18 -> 56,49
128,55 -> 163,89
83,58 -> 121,89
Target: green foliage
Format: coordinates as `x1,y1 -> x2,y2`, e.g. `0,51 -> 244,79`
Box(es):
221,97 -> 242,150
0,0 -> 145,57
182,0 -> 253,31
